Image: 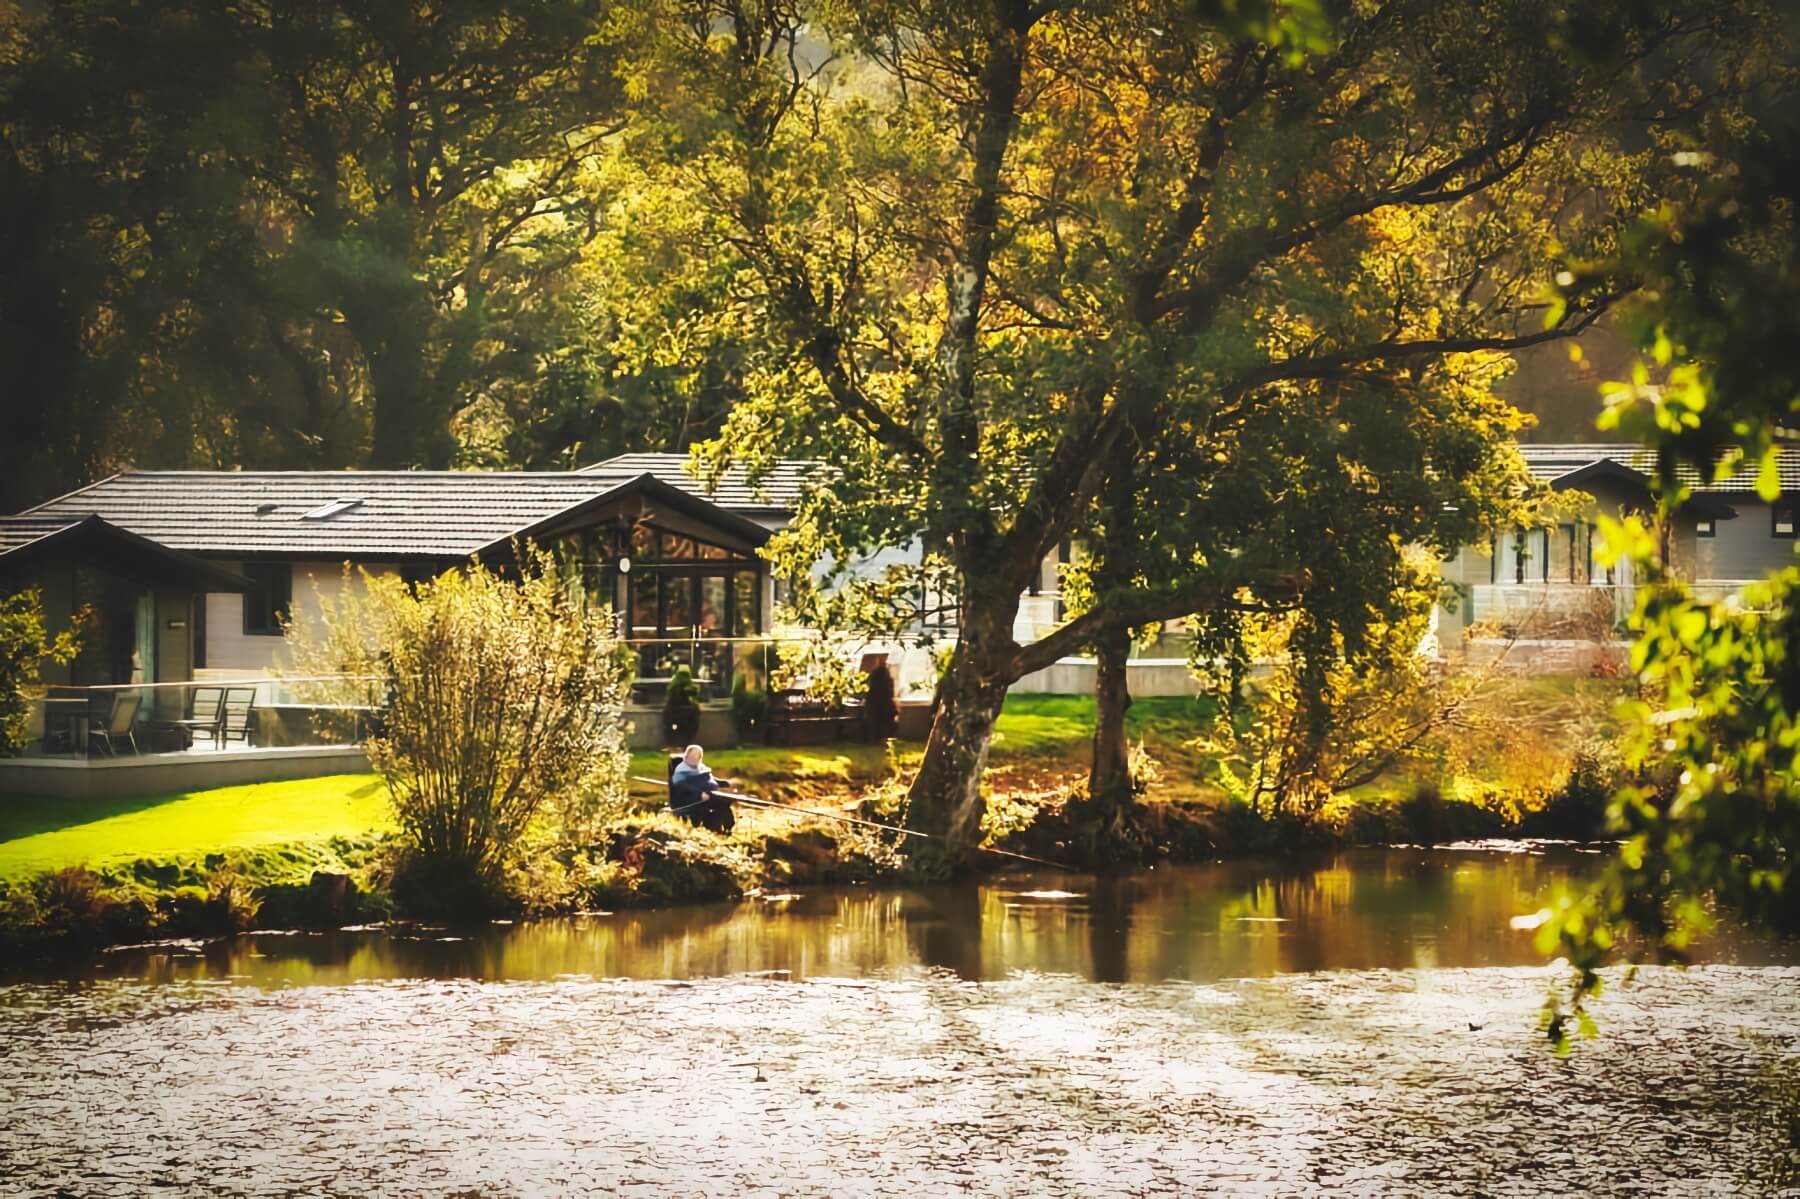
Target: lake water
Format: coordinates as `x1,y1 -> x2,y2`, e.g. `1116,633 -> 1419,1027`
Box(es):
3,846 -> 1798,1194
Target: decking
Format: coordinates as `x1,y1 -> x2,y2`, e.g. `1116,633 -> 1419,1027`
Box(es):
0,744 -> 371,800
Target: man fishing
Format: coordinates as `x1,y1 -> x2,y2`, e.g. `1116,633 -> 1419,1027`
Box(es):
633,758 -> 1067,870
670,744 -> 735,833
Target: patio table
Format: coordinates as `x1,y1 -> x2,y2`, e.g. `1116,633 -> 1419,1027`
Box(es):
146,717 -> 217,752
40,697 -> 89,755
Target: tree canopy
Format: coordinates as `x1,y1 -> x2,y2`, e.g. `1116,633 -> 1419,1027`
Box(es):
0,0 -> 749,508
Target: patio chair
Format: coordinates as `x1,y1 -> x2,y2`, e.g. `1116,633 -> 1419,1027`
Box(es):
174,686 -> 227,750
89,693 -> 142,756
219,686 -> 257,749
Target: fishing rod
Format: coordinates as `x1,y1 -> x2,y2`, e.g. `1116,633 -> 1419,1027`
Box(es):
629,775 -> 1072,872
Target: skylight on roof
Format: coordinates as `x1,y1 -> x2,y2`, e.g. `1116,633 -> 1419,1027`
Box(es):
302,498 -> 364,521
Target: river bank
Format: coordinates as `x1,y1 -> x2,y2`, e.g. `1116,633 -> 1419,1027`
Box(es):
0,778 -> 1613,960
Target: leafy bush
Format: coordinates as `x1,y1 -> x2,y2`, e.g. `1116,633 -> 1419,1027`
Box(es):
0,588 -> 81,756
34,865 -> 108,938
1190,565 -> 1452,820
203,860 -> 262,932
288,552 -> 633,898
1526,738 -> 1624,840
664,665 -> 701,746
730,672 -> 767,741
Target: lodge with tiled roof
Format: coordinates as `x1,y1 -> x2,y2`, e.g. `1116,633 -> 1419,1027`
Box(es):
0,465 -> 776,704
1438,443 -> 1800,665
6,440 -> 1798,740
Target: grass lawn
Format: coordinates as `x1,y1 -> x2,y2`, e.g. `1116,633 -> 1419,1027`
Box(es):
1,692 -> 1202,867
0,693 -> 1221,881
625,693 -> 1220,805
0,774 -> 392,881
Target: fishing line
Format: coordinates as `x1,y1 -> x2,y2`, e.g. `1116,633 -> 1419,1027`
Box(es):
630,775 -> 1072,871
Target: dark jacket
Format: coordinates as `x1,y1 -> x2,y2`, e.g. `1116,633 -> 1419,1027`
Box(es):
670,761 -> 721,812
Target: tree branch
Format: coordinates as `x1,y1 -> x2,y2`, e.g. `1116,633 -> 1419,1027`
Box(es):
1010,574 -> 1301,679
1226,299 -> 1618,393
1144,122 -> 1550,325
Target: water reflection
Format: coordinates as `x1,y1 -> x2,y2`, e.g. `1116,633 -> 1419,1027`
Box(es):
13,847 -> 1795,988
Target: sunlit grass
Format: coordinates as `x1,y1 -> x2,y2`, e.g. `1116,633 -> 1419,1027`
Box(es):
0,774 -> 392,881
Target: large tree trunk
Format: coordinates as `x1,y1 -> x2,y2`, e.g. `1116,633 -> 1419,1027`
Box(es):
1087,622 -> 1136,831
904,604 -> 1016,878
1065,622 -> 1145,864
1077,430 -> 1142,860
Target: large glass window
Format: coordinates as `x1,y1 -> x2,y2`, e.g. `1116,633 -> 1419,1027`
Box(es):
559,522 -> 764,702
732,572 -> 758,636
630,570 -> 659,639
699,576 -> 726,635
663,573 -> 694,637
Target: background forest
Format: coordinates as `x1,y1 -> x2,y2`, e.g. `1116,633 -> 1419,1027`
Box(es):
0,0 -> 745,510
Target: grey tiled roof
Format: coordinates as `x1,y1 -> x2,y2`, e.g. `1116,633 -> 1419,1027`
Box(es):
20,470 -> 697,559
0,514 -> 84,554
1519,443 -> 1800,495
580,452 -> 819,512
0,513 -> 252,588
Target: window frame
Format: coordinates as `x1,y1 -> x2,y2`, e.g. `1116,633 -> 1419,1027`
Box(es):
1774,503 -> 1796,540
241,561 -> 292,636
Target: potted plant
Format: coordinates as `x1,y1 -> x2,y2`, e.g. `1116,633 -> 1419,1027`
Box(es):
730,673 -> 767,743
663,665 -> 701,746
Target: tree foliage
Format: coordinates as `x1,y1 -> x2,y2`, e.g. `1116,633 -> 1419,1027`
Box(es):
633,0 -> 1765,864
0,589 -> 82,758
0,0 -> 750,506
1541,100 -> 1800,1047
1190,559 -> 1461,818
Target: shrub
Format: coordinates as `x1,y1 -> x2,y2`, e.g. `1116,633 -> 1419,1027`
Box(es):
1527,738 -> 1624,839
730,672 -> 768,741
664,665 -> 701,746
1190,561 -> 1469,821
1398,783 -> 1448,843
35,865 -> 108,937
204,860 -> 262,932
288,550 -> 633,897
0,588 -> 82,756
602,815 -> 759,904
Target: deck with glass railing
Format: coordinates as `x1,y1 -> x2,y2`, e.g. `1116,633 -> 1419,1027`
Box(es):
4,677 -> 378,798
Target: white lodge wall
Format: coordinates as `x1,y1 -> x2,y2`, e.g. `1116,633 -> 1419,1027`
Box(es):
202,560 -> 393,675
1695,500 -> 1797,582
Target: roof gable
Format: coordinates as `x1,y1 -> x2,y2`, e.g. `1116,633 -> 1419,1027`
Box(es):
1519,443 -> 1800,495
0,514 -> 251,589
579,452 -> 820,513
